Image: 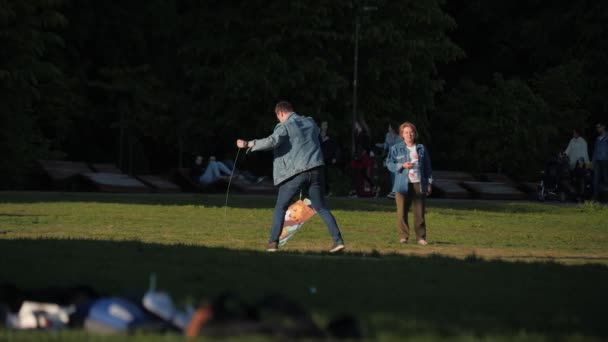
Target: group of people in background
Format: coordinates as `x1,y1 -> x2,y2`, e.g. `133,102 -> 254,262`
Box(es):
315,118 -> 389,198
190,100 -> 606,253
563,122 -> 608,201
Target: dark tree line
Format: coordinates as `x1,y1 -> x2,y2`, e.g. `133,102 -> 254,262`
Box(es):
436,0 -> 608,176
1,0 -> 606,189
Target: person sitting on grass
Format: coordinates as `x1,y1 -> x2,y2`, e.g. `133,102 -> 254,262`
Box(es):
192,155 -> 233,187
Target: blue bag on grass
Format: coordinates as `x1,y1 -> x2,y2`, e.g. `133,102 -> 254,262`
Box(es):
84,297 -> 150,333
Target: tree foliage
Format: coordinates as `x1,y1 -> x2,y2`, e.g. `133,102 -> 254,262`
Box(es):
0,0 -> 67,188
435,75 -> 550,178
436,0 -> 607,178
2,0 -> 608,188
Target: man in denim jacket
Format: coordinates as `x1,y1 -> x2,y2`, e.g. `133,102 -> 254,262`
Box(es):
386,122 -> 433,245
236,101 -> 345,253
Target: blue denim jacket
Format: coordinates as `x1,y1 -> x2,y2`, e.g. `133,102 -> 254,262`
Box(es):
386,141 -> 433,194
593,134 -> 608,163
251,113 -> 324,185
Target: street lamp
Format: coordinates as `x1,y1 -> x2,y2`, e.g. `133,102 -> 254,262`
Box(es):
351,3 -> 377,157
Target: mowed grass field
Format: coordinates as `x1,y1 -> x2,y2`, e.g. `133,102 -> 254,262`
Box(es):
1,191 -> 607,341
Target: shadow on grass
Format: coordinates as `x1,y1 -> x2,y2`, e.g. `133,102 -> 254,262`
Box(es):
1,238 -> 607,339
0,191 -> 576,215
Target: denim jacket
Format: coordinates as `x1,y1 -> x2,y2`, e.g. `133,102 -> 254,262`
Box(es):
251,113 -> 324,185
386,141 -> 433,194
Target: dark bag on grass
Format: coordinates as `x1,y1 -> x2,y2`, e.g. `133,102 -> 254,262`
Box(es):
188,292 -> 361,339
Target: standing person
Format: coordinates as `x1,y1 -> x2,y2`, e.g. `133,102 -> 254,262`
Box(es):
379,122 -> 399,198
354,121 -> 371,155
381,122 -> 399,155
236,101 -> 345,253
349,121 -> 378,197
386,122 -> 433,246
320,120 -> 338,196
564,128 -> 590,202
563,128 -> 589,170
190,155 -> 205,183
592,122 -> 608,201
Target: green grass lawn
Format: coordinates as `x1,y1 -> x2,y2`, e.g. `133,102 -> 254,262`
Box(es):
1,191 -> 607,341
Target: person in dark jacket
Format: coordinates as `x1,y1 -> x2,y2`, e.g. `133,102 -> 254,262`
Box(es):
320,120 -> 338,195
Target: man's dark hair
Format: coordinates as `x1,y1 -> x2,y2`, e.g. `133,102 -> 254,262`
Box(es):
275,101 -> 293,113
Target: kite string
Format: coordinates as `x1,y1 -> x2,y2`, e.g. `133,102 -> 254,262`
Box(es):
224,147 -> 242,221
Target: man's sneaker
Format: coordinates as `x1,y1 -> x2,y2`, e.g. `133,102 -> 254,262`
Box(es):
386,192 -> 396,199
399,238 -> 408,244
266,242 -> 278,252
329,243 -> 345,253
416,239 -> 428,246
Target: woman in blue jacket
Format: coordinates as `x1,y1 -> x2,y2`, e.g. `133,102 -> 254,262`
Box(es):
386,122 -> 433,245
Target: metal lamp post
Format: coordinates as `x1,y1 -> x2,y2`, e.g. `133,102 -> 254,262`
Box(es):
351,3 -> 377,157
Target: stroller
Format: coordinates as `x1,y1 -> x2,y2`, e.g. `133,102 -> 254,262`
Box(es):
537,153 -> 572,202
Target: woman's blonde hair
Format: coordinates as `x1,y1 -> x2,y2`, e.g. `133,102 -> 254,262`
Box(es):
399,122 -> 418,138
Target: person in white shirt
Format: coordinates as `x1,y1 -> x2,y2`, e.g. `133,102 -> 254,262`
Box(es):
564,128 -> 589,170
